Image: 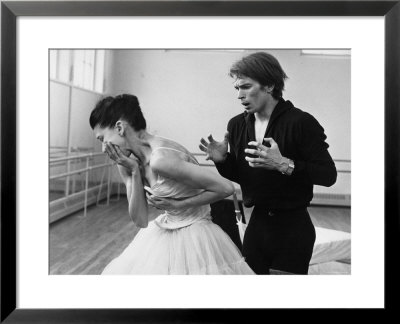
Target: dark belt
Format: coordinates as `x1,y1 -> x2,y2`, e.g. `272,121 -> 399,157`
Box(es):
253,205 -> 307,217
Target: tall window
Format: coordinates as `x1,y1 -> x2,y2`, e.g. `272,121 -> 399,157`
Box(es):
50,49 -> 105,93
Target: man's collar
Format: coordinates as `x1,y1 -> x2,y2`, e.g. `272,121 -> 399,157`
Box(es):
244,97 -> 289,123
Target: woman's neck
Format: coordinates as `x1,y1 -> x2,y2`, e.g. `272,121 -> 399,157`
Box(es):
128,131 -> 154,165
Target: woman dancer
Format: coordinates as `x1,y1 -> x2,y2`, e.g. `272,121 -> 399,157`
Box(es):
89,94 -> 254,275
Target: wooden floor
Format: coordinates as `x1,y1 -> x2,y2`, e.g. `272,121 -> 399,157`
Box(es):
50,197 -> 166,275
50,198 -> 351,275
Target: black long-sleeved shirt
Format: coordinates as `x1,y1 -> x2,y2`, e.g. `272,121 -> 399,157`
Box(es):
215,98 -> 337,209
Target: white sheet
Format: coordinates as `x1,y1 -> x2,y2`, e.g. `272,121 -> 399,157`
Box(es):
310,227 -> 351,265
308,261 -> 351,275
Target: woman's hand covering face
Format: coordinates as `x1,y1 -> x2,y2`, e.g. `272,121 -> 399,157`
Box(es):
104,142 -> 139,173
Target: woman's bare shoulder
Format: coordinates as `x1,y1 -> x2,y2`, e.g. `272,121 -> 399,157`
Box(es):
150,137 -> 195,173
151,137 -> 192,157
156,137 -> 190,152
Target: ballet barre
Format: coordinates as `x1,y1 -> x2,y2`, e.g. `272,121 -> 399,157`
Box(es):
49,152 -> 120,222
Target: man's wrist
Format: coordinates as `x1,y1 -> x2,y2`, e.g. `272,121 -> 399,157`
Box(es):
278,157 -> 288,173
215,153 -> 228,164
280,157 -> 295,175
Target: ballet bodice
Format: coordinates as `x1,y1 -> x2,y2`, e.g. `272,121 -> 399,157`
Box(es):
149,147 -> 212,229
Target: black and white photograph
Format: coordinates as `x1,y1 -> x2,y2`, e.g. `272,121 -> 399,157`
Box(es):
3,1 -> 397,317
49,49 -> 351,276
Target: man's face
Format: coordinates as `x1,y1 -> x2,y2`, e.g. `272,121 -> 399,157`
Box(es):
234,76 -> 269,114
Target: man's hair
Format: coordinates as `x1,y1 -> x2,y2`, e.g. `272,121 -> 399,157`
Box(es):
89,94 -> 147,131
229,52 -> 288,99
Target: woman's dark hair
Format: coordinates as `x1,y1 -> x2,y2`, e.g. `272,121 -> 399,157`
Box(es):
229,52 -> 288,99
89,94 -> 147,131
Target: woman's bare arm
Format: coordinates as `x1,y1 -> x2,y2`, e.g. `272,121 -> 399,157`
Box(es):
150,151 -> 234,208
107,144 -> 148,228
126,168 -> 148,228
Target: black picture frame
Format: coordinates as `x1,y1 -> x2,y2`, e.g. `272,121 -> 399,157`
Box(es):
1,0 -> 399,322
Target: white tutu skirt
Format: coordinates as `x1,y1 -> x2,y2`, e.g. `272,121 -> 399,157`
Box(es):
102,219 -> 254,275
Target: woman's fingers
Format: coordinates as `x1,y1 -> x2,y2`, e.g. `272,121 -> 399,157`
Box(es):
108,142 -> 117,153
111,144 -> 125,159
106,143 -> 129,165
146,195 -> 156,205
105,143 -> 117,160
147,196 -> 166,210
113,145 -> 124,156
